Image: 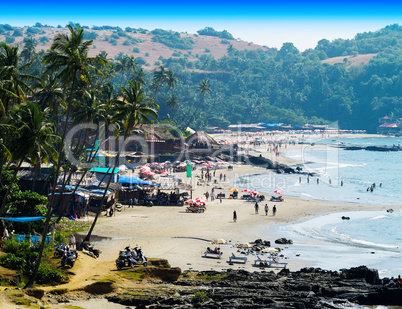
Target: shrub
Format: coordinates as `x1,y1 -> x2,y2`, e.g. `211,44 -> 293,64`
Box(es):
221,39 -> 230,44
0,254 -> 26,271
192,291 -> 207,301
109,39 -> 118,46
83,31 -> 98,40
5,36 -> 15,43
54,231 -> 66,244
36,263 -> 66,285
204,48 -> 210,53
26,27 -> 41,35
123,40 -> 131,46
154,61 -> 161,66
135,57 -> 147,65
133,47 -> 140,53
172,52 -> 181,57
145,52 -> 149,57
110,33 -> 120,40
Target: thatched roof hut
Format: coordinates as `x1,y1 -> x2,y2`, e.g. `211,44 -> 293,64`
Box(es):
185,131 -> 218,147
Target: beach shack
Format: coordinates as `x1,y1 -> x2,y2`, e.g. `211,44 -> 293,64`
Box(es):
89,167 -> 120,183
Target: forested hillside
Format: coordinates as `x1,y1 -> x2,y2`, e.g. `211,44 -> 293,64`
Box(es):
2,22 -> 402,132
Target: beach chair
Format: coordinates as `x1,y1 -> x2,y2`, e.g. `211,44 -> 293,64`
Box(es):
268,258 -> 288,269
204,250 -> 223,259
254,256 -> 269,267
228,253 -> 247,264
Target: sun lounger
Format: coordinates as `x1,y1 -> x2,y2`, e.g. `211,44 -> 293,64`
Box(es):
254,257 -> 287,268
228,253 -> 247,264
246,198 -> 262,202
204,251 -> 223,259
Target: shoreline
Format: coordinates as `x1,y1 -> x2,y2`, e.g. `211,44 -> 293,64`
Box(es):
88,133 -> 402,276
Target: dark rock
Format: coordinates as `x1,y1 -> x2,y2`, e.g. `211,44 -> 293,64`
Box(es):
341,266 -> 380,284
25,288 -> 44,299
275,238 -> 293,245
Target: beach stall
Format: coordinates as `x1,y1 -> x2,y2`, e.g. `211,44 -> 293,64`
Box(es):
89,167 -> 120,183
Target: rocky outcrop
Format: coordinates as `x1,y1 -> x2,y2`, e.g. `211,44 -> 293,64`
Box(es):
106,266 -> 402,308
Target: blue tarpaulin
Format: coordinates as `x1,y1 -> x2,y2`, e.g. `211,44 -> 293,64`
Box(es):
0,216 -> 57,222
118,175 -> 154,186
258,123 -> 284,127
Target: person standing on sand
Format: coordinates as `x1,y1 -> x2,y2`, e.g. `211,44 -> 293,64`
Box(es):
70,234 -> 76,249
255,202 -> 259,214
220,192 -> 223,203
265,204 -> 268,216
233,210 -> 237,222
273,205 -> 277,216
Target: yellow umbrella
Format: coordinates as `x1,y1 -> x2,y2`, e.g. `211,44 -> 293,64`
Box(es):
229,188 -> 239,192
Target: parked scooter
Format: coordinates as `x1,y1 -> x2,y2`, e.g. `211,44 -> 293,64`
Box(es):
54,242 -> 68,257
61,247 -> 77,267
115,245 -> 147,270
133,246 -> 147,267
116,246 -> 136,270
81,242 -> 101,258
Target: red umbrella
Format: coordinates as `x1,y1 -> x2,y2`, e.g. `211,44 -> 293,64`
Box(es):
274,190 -> 283,194
185,199 -> 195,204
242,189 -> 252,193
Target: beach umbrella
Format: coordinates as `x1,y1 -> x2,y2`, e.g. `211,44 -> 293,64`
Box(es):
251,190 -> 259,195
228,188 -> 239,192
262,247 -> 279,253
237,242 -> 253,249
195,197 -> 206,203
242,189 -> 252,193
212,238 -> 227,244
184,199 -> 195,204
273,190 -> 283,194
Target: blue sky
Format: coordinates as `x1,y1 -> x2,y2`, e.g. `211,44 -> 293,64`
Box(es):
1,0 -> 402,50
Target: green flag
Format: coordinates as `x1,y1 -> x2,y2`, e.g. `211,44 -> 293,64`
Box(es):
186,161 -> 192,178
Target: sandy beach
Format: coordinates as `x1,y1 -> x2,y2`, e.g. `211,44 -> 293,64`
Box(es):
85,132 -> 400,274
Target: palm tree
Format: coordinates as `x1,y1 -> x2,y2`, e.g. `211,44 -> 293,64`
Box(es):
0,43 -> 39,115
186,79 -> 212,128
21,37 -> 37,63
83,81 -> 159,242
0,103 -> 58,214
34,74 -> 65,123
25,25 -> 105,288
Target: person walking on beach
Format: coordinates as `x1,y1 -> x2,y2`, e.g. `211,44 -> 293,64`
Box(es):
224,174 -> 226,181
255,202 -> 259,214
129,198 -> 133,208
317,178 -> 319,184
220,173 -> 222,181
272,205 -> 277,216
265,204 -> 268,216
219,192 -> 223,203
233,210 -> 237,222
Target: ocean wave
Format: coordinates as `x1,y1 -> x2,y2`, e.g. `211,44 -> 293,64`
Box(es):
332,227 -> 400,251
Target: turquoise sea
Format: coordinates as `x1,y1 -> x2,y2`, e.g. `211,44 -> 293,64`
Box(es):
235,136 -> 402,281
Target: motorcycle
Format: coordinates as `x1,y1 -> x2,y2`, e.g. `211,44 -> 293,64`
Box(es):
82,242 -> 101,258
116,246 -> 136,270
61,247 -> 77,267
116,246 -> 147,270
54,242 -> 68,257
